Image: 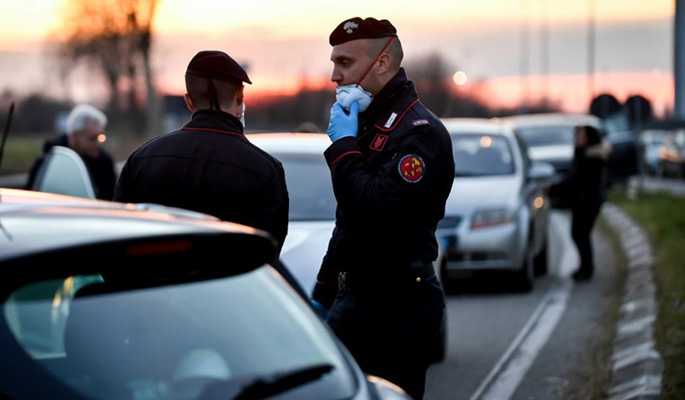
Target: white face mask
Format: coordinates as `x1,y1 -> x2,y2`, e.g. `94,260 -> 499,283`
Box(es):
239,102 -> 246,128
336,84 -> 373,113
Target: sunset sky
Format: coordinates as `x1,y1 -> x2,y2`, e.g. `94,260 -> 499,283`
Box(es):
0,0 -> 676,113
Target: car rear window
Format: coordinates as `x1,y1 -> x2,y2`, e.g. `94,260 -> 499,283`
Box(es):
515,125 -> 575,147
1,266 -> 355,400
451,134 -> 515,176
276,153 -> 337,221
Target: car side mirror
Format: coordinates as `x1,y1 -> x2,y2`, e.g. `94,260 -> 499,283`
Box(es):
528,162 -> 556,181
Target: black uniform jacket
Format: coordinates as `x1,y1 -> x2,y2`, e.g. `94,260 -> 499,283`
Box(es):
26,134 -> 117,200
317,69 -> 455,288
114,111 -> 289,249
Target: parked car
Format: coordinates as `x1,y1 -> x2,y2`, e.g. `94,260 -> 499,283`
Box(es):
501,113 -> 601,177
248,132 -> 448,362
640,129 -> 668,175
502,113 -> 639,186
440,118 -> 554,292
0,188 -> 411,400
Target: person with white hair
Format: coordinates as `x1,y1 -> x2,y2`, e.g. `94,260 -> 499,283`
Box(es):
26,104 -> 117,199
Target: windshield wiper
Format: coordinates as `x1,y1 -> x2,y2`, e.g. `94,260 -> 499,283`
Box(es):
233,363 -> 334,400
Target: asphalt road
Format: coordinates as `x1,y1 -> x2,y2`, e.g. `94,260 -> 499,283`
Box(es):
426,211 -> 618,400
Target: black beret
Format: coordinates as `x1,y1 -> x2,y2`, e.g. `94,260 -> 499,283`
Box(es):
329,17 -> 397,46
186,50 -> 251,84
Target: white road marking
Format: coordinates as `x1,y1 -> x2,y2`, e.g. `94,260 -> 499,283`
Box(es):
469,212 -> 575,400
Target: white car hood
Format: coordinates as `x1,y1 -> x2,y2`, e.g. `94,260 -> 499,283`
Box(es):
445,176 -> 521,217
280,221 -> 335,292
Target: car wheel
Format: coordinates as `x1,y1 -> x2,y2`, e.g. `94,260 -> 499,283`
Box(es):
516,244 -> 535,293
534,239 -> 549,277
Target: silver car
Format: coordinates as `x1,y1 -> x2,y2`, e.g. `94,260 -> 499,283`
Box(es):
501,113 -> 601,176
440,119 -> 554,292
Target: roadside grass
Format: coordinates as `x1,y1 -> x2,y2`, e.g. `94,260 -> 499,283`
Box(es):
610,191 -> 685,399
0,131 -> 149,177
0,134 -> 48,175
563,218 -> 626,400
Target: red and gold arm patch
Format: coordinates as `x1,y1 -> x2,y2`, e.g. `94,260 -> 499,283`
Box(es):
398,154 -> 426,183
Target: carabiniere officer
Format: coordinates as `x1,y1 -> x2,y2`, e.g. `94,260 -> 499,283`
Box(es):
312,17 -> 455,400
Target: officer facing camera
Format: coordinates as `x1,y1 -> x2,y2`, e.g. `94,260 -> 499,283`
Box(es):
312,17 -> 455,400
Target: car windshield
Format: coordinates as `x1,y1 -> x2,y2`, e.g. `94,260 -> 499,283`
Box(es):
1,267 -> 354,400
451,134 -> 515,176
277,153 -> 336,221
516,125 -> 575,147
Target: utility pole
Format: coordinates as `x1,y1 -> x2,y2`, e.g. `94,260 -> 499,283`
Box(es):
521,0 -> 530,108
676,0 -> 685,119
587,0 -> 596,101
540,0 -> 550,102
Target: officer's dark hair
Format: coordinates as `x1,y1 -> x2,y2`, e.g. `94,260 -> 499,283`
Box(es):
185,75 -> 243,110
367,37 -> 403,70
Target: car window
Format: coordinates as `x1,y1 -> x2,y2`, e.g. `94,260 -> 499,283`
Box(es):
515,125 -> 575,147
32,146 -> 95,199
276,153 -> 336,221
2,266 -> 355,400
451,134 -> 515,176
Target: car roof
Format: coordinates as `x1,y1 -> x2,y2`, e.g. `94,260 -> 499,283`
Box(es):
247,132 -> 329,154
499,113 -> 601,129
441,118 -> 513,138
0,189 -> 267,262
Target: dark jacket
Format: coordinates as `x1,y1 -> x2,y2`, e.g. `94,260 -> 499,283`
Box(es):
569,143 -> 610,208
26,134 -> 117,200
315,69 -> 455,299
114,110 -> 289,249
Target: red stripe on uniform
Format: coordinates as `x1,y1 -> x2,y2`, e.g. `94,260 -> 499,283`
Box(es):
331,150 -> 362,167
373,99 -> 419,132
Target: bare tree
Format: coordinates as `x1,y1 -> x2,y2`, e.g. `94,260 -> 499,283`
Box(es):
58,0 -> 160,135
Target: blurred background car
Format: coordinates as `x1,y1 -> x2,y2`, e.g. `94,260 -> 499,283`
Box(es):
640,129 -> 669,175
439,119 -> 554,292
0,188 -> 412,400
501,113 -> 601,177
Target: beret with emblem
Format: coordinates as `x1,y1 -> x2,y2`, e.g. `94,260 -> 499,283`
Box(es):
329,17 -> 398,46
186,50 -> 252,84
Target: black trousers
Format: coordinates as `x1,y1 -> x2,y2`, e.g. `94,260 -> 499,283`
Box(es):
326,275 -> 445,400
571,203 -> 602,275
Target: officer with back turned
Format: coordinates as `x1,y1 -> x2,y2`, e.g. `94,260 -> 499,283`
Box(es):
115,50 -> 289,250
312,17 -> 455,400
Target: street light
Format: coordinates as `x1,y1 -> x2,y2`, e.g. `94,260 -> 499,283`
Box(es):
453,70 -> 469,86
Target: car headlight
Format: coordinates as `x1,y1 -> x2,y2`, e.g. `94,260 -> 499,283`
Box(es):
367,375 -> 412,400
470,208 -> 513,229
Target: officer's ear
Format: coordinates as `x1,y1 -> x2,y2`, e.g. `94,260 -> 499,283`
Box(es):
375,52 -> 392,75
183,94 -> 196,112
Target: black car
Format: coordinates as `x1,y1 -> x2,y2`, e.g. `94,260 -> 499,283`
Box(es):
0,188 -> 411,400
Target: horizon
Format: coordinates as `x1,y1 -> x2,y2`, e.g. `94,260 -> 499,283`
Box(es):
0,0 -> 676,114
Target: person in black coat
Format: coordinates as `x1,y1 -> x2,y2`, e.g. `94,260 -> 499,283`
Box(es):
114,51 -> 289,250
313,18 -> 455,399
26,104 -> 116,200
554,125 -> 611,281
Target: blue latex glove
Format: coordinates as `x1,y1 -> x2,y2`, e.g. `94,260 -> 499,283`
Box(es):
327,101 -> 359,142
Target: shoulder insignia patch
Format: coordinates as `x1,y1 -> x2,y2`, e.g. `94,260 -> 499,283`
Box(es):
412,119 -> 430,126
398,154 -> 425,183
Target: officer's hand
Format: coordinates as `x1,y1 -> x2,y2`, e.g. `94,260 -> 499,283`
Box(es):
327,101 -> 359,142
